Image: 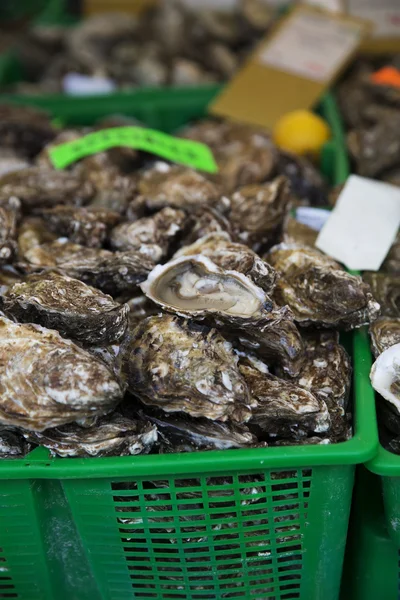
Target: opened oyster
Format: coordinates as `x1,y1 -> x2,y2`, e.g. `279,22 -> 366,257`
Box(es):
39,205 -> 120,248
174,232 -> 277,292
363,272 -> 400,318
370,317 -> 400,357
1,272 -> 129,344
110,207 -> 186,261
23,414 -> 157,457
0,167 -> 95,209
371,343 -> 400,417
0,316 -> 122,431
122,315 -> 254,422
268,244 -> 380,329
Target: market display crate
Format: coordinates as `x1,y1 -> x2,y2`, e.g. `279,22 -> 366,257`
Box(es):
341,468 -> 400,600
0,89 -> 377,600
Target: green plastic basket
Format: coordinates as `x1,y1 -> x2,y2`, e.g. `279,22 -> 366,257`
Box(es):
0,89 -> 375,600
340,467 -> 399,600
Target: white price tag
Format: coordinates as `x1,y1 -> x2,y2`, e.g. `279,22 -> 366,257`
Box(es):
316,175 -> 400,271
63,73 -> 116,96
295,207 -> 331,231
259,10 -> 365,82
348,0 -> 400,38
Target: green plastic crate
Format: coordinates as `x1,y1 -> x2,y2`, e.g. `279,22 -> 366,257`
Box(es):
341,468 -> 399,600
0,90 -> 374,600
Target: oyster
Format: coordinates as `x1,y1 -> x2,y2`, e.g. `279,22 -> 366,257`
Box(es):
174,232 -> 276,292
0,104 -> 55,158
183,205 -> 232,244
370,318 -> 400,357
0,167 -> 95,209
23,414 -> 157,458
0,267 -> 23,294
382,231 -> 400,273
267,244 -> 380,329
0,428 -> 32,458
0,316 -> 122,431
17,217 -> 57,259
122,315 -> 254,422
110,207 -> 186,261
141,254 -> 304,375
283,216 -> 318,247
20,241 -> 154,295
1,272 -> 129,344
0,196 -> 20,263
277,151 -> 328,206
363,272 -> 400,317
228,176 -> 291,250
239,360 -> 330,438
0,149 -> 30,178
371,343 -> 400,416
38,205 -> 120,248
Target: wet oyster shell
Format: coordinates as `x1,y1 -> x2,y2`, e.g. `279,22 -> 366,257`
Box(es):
0,167 -> 95,210
239,360 -> 330,438
1,272 -> 129,344
363,272 -> 400,317
122,315 -> 254,422
0,428 -> 32,458
182,205 -> 232,245
20,241 -> 154,296
228,176 -> 291,250
110,207 -> 186,261
267,244 -> 380,329
381,231 -> 400,273
17,217 -> 57,259
23,414 -> 158,458
38,205 -> 121,248
283,216 -> 318,247
0,104 -> 55,159
277,151 -> 328,206
370,317 -> 400,358
0,316 -> 122,431
174,232 -> 276,292
0,196 -> 20,263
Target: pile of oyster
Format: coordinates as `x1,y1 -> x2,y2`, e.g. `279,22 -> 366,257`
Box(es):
0,103 -> 380,459
6,0 -> 277,93
337,54 -> 400,187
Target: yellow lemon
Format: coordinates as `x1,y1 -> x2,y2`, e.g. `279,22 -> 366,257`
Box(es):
273,110 -> 331,157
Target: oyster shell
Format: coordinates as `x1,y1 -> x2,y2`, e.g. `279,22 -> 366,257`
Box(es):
363,272 -> 400,317
0,104 -> 55,158
370,317 -> 400,357
0,167 -> 95,209
141,254 -> 304,376
277,151 -> 328,206
371,343 -> 400,416
38,205 -> 120,248
0,428 -> 32,458
0,316 -> 122,431
174,232 -> 276,292
239,360 -> 330,438
110,207 -> 186,261
0,149 -> 30,178
283,216 -> 318,247
122,315 -> 254,422
182,205 -> 232,244
267,244 -> 380,329
23,414 -> 158,457
17,217 -> 57,259
228,176 -> 291,250
20,241 -> 154,296
1,272 -> 129,344
0,196 -> 19,263
381,231 -> 400,273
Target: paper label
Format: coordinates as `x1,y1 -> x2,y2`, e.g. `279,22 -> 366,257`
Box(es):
49,127 -> 218,173
316,175 -> 400,271
62,73 -> 117,96
347,0 -> 400,38
259,10 -> 365,82
296,207 -> 331,231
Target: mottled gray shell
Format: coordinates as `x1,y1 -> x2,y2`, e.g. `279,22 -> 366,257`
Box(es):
0,317 -> 122,431
363,272 -> 400,318
0,197 -> 19,264
370,317 -> 400,358
1,272 -> 129,344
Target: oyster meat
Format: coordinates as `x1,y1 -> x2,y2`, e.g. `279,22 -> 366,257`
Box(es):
0,104 -> 55,158
39,205 -> 120,248
1,272 -> 129,344
0,167 -> 95,209
371,343 -> 400,417
228,176 -> 291,250
174,232 -> 277,292
0,316 -> 122,431
122,314 -> 254,422
363,272 -> 400,317
267,244 -> 380,329
23,413 -> 157,457
0,197 -> 20,263
110,207 -> 186,261
370,317 -> 400,357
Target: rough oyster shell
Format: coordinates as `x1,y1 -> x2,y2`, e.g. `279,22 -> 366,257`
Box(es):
182,205 -> 232,245
283,216 -> 318,247
174,232 -> 276,292
277,151 -> 328,206
0,196 -> 19,263
371,343 -> 400,417
228,176 -> 291,250
18,217 -> 57,259
0,104 -> 55,159
122,314 -> 254,422
0,428 -> 32,458
370,317 -> 400,358
239,360 -> 330,438
363,272 -> 400,318
23,414 -> 157,458
0,316 -> 122,431
20,241 -> 154,296
38,205 -> 120,248
267,244 -> 380,329
110,207 -> 186,261
0,167 -> 95,210
381,231 -> 400,273
1,272 -> 129,344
